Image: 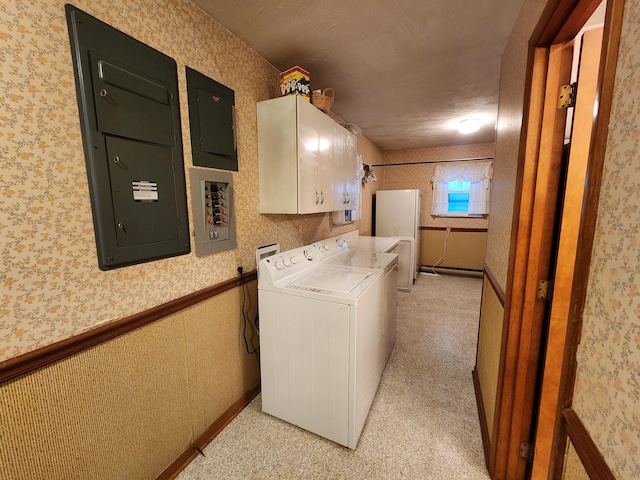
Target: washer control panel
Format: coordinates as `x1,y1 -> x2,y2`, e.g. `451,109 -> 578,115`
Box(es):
258,239 -> 348,286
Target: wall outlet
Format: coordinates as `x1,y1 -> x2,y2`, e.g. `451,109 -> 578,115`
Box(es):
236,257 -> 243,275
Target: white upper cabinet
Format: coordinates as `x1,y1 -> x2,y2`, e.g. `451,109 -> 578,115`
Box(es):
299,102 -> 334,213
333,129 -> 358,212
257,96 -> 357,214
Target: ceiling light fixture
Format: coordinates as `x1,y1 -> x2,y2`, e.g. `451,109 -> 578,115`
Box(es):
458,118 -> 481,134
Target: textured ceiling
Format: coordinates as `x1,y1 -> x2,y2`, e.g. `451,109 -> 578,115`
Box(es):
191,0 -> 525,151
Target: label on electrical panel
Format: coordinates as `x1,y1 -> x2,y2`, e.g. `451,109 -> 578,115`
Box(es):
132,181 -> 159,202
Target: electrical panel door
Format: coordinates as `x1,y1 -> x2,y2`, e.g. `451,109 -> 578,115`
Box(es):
186,67 -> 238,171
91,56 -> 175,145
106,136 -> 179,247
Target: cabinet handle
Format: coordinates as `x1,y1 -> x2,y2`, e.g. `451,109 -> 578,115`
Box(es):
320,191 -> 325,204
315,191 -> 320,204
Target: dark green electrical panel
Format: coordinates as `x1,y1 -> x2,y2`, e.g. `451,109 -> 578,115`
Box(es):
65,5 -> 190,270
186,67 -> 238,171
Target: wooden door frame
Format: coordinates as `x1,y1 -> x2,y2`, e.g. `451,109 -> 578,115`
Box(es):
490,0 -> 624,478
533,1 -> 625,478
493,33 -> 575,480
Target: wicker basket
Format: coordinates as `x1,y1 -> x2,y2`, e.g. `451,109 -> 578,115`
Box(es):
311,88 -> 335,113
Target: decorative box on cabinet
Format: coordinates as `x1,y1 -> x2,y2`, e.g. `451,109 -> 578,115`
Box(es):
257,96 -> 357,214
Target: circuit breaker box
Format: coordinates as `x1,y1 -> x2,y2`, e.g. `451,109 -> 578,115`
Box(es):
189,169 -> 236,256
66,5 -> 190,270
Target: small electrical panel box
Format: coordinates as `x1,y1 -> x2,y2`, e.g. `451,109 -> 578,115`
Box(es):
190,168 -> 236,256
186,67 -> 238,171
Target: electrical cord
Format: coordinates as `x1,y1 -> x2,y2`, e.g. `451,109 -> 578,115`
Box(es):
239,269 -> 259,355
431,228 -> 451,275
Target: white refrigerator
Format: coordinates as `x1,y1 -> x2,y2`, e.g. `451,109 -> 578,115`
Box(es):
375,189 -> 422,280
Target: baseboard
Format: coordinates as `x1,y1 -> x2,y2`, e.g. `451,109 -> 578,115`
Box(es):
420,265 -> 483,277
157,383 -> 261,480
472,367 -> 491,471
420,227 -> 488,233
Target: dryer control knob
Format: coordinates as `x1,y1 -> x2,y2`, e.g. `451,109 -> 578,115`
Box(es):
290,257 -> 297,264
283,258 -> 291,267
303,250 -> 314,260
275,261 -> 284,270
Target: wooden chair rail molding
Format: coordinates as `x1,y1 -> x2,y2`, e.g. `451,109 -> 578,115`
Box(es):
483,263 -> 505,306
563,408 -> 616,480
0,270 -> 258,384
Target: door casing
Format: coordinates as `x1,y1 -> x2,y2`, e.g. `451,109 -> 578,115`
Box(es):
489,0 -> 625,478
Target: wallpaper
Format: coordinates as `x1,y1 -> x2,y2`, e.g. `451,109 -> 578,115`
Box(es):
0,0 -> 361,362
382,143 -> 494,229
483,0 -> 553,291
572,0 -> 640,477
356,134 -> 385,235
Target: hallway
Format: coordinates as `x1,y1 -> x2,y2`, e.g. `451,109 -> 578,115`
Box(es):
177,274 -> 488,479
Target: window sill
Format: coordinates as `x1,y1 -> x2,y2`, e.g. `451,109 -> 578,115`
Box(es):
433,213 -> 488,218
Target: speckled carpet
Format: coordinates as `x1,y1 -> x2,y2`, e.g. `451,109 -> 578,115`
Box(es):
176,273 -> 489,480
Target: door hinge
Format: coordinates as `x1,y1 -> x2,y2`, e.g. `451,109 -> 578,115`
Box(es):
537,279 -> 553,301
520,442 -> 534,463
558,82 -> 577,109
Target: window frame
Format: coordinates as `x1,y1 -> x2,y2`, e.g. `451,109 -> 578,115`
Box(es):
430,160 -> 493,218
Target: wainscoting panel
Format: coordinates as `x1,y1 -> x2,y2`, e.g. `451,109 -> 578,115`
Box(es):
562,441 -> 590,480
475,273 -> 504,441
420,228 -> 487,272
474,265 -> 506,471
0,281 -> 260,480
562,408 -> 616,480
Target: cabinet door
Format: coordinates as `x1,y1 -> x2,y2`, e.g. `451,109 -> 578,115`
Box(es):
334,128 -> 357,212
257,97 -> 300,213
345,131 -> 359,211
316,112 -> 336,212
297,99 -> 321,213
333,125 -> 347,210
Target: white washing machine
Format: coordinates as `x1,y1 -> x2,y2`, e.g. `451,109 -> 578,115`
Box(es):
258,241 -> 395,449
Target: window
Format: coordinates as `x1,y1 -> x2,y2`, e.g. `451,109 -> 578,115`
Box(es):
447,179 -> 471,213
431,161 -> 493,217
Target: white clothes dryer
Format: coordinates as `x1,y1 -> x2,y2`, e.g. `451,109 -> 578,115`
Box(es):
344,235 -> 416,292
322,249 -> 398,367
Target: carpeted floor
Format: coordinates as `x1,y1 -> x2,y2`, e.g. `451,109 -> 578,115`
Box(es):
176,273 -> 489,479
